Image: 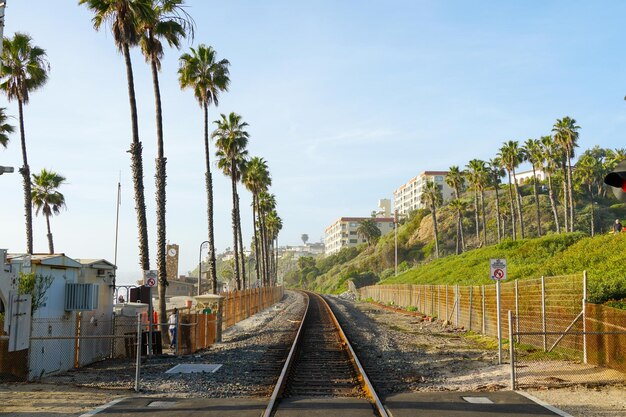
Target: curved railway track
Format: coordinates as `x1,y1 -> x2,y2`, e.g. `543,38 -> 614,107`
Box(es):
263,291 -> 388,417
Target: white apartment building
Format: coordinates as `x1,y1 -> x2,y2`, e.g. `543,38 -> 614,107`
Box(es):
515,168 -> 546,184
393,171 -> 454,217
324,217 -> 394,256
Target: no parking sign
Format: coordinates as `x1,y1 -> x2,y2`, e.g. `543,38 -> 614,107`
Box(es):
490,258 -> 507,281
144,270 -> 157,287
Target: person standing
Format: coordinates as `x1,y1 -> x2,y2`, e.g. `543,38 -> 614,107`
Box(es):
168,308 -> 178,349
613,219 -> 623,234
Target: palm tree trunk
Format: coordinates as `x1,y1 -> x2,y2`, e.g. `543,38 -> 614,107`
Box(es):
494,175 -> 502,243
230,170 -> 241,290
455,213 -> 460,255
513,169 -> 524,239
150,58 -> 168,335
45,213 -> 53,254
17,99 -> 33,254
252,194 -> 260,285
480,190 -> 487,245
547,174 -> 560,233
122,43 -> 150,272
257,208 -> 266,286
507,171 -> 517,240
202,102 -> 218,294
474,189 -> 480,244
261,214 -> 270,286
567,151 -> 575,231
532,166 -> 541,236
235,191 -> 246,288
459,211 -> 465,251
432,206 -> 439,258
589,185 -> 595,237
561,161 -> 569,232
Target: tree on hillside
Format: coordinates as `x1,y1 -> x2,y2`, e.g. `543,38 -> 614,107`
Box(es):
0,33 -> 50,254
449,198 -> 468,254
213,112 -> 249,290
499,141 -> 524,239
0,107 -> 14,149
31,169 -> 66,254
523,138 -> 543,236
421,180 -> 442,258
446,165 -> 464,199
466,159 -> 488,246
540,135 -> 561,234
243,156 -> 271,285
258,191 -> 277,286
575,152 -> 603,236
80,0 -> 154,271
178,44 -> 230,293
357,218 -> 382,246
552,116 -> 580,232
138,0 -> 193,335
487,158 -> 505,243
265,210 -> 283,285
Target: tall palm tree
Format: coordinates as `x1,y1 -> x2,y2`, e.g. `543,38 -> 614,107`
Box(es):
178,44 -> 230,294
243,157 -> 271,285
523,138 -> 543,236
138,0 -> 192,335
498,141 -> 524,239
80,0 -> 154,271
0,107 -> 14,148
487,158 -> 505,243
540,135 -> 561,233
31,169 -> 66,254
552,117 -> 580,231
575,153 -> 602,236
0,33 -> 49,254
605,148 -> 626,172
465,159 -> 487,245
356,218 -> 381,246
449,198 -> 467,254
446,165 -> 464,199
265,210 -> 282,285
213,112 -> 249,290
421,180 -> 442,258
258,191 -> 276,286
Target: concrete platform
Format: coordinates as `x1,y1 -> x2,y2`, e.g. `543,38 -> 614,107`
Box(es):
383,391 -> 567,417
274,397 -> 377,416
87,397 -> 267,417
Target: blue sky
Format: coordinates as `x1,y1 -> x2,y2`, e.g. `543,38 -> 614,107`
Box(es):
1,1 -> 626,285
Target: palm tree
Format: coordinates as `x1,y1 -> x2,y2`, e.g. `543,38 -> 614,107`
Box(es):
552,117 -> 580,231
80,0 -> 154,271
213,113 -> 249,290
31,169 -> 66,254
421,180 -> 442,258
265,210 -> 283,285
540,135 -> 561,234
178,44 -> 230,294
449,198 -> 468,254
356,218 -> 381,246
523,138 -> 543,236
606,148 -> 626,171
258,191 -> 276,286
498,141 -> 524,239
487,158 -> 505,243
575,153 -> 602,236
465,159 -> 487,245
0,33 -> 49,254
138,0 -> 192,336
243,157 -> 271,285
446,165 -> 464,199
0,108 -> 14,149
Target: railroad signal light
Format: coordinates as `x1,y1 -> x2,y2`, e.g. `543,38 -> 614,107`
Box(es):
604,161 -> 626,202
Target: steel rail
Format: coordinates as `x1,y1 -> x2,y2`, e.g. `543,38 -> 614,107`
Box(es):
262,291 -> 310,417
263,291 -> 388,417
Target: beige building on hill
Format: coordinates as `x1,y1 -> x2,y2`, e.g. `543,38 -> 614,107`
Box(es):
393,171 -> 454,217
324,217 -> 394,255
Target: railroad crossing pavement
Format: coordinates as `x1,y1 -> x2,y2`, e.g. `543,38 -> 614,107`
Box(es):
80,391 -> 571,417
383,391 -> 572,417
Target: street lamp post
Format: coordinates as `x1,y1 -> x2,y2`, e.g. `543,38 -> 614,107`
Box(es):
198,241 -> 208,296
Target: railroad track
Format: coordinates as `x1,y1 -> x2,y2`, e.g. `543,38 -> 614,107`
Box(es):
263,291 -> 388,417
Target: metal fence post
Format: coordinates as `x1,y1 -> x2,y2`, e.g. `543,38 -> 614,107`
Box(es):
508,310 -> 516,390
437,285 -> 440,319
456,285 -> 460,327
583,270 -> 587,364
135,313 -> 141,392
541,276 -> 547,352
469,286 -> 473,331
445,285 -> 448,322
515,279 -> 519,343
481,285 -> 485,335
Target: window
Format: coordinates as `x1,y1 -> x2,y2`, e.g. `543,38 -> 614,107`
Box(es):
349,239 -> 357,243
435,175 -> 443,181
349,231 -> 356,235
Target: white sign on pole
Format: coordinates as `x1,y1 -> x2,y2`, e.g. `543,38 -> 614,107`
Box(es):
490,258 -> 507,281
144,270 -> 157,288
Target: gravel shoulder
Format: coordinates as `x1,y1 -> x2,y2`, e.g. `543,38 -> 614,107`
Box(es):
0,290 -> 306,416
